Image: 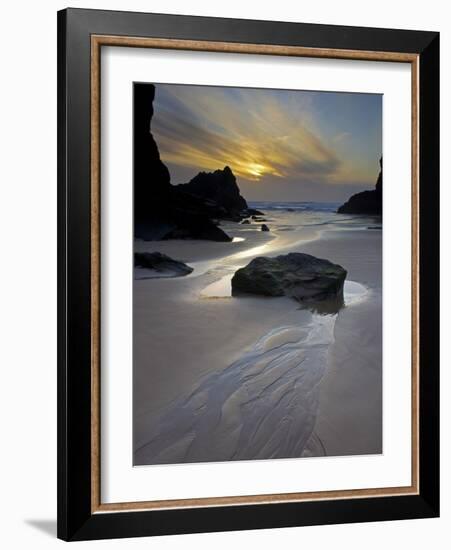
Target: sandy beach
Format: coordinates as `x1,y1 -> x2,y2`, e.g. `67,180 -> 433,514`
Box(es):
133,206 -> 382,465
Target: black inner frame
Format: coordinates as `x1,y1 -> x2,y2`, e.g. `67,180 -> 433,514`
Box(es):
57,8 -> 439,541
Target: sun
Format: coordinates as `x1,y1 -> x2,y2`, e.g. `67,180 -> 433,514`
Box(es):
245,162 -> 267,180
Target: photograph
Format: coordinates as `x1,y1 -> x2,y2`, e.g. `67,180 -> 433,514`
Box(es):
133,82 -> 383,466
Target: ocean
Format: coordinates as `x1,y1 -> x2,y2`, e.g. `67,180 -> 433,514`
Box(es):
249,200 -> 341,213
247,201 -> 382,232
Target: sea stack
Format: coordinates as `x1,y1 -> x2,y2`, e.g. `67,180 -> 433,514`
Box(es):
177,166 -> 248,221
337,158 -> 382,215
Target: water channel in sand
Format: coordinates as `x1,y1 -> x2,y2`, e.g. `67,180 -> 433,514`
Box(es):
134,280 -> 367,465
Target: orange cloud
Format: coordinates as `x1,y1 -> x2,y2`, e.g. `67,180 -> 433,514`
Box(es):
151,85 -> 378,187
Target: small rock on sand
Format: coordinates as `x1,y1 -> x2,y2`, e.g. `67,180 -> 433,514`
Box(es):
134,252 -> 193,278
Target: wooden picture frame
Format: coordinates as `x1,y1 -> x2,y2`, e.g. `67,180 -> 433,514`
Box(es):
57,7 -> 439,541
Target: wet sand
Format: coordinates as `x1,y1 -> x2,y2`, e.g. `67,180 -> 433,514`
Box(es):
301,231 -> 382,456
133,212 -> 382,464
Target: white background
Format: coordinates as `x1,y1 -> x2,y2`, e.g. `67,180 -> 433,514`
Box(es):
102,48 -> 412,503
0,0 -> 448,548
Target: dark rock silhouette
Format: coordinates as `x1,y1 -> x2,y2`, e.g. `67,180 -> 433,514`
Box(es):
134,84 -> 172,238
177,166 -> 248,221
261,224 -> 270,232
247,208 -> 264,216
134,252 -> 193,278
134,83 -> 231,242
337,158 -> 382,215
232,253 -> 347,302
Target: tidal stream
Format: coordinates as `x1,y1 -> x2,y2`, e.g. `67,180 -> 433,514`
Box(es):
134,281 -> 367,465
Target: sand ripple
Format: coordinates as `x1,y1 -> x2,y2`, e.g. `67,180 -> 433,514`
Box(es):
135,281 -> 367,465
134,314 -> 339,465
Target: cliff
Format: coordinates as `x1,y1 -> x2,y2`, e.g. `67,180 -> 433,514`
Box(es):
337,158 -> 383,215
134,83 -> 172,237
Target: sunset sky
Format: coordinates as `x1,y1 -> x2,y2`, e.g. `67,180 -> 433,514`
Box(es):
151,83 -> 382,202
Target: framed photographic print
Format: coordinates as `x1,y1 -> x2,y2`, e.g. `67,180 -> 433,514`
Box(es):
57,8 -> 439,541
